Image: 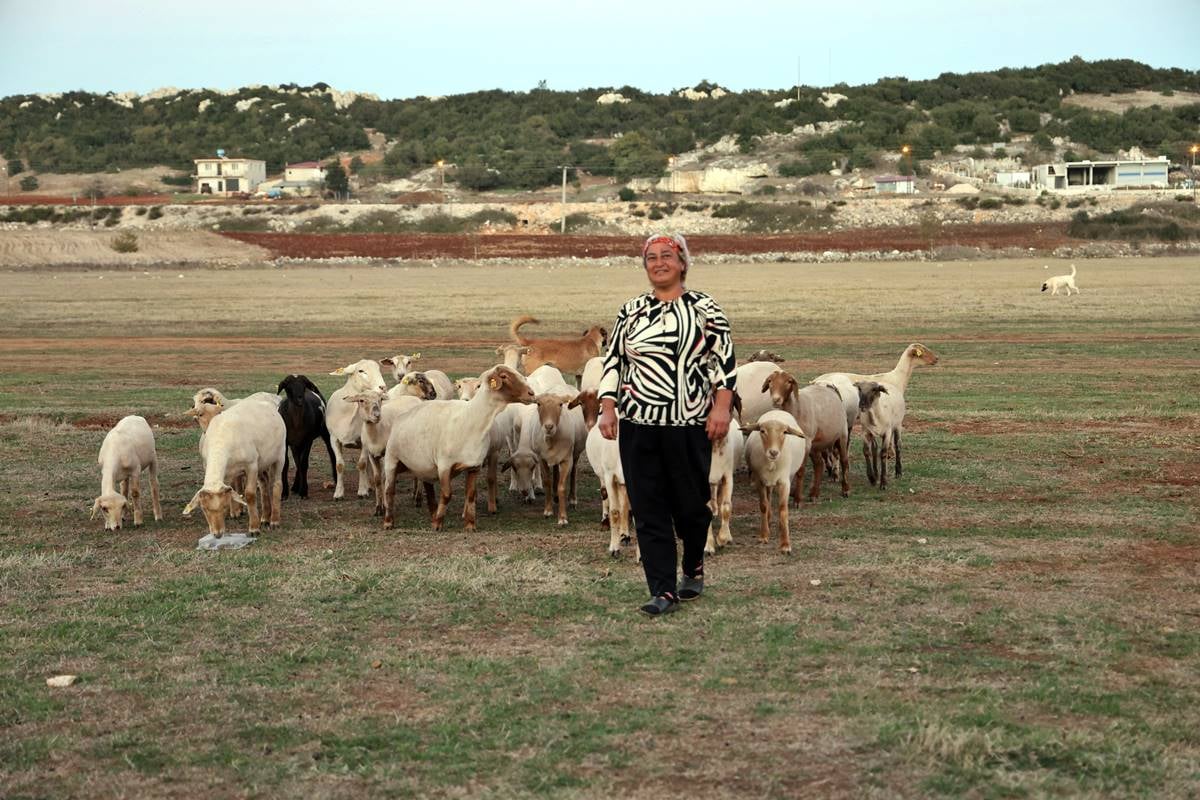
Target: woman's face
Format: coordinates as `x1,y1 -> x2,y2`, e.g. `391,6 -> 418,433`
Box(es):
644,241 -> 685,290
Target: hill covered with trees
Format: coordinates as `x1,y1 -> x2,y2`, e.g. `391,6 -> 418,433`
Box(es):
1,57 -> 1197,191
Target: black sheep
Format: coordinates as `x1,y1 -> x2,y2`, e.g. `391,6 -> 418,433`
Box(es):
276,374 -> 337,499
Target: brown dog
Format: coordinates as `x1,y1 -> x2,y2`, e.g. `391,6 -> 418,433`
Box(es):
510,315 -> 607,381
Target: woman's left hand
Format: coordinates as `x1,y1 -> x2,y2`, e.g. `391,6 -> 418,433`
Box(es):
706,406 -> 731,441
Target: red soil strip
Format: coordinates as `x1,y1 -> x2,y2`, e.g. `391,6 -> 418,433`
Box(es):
222,223 -> 1074,259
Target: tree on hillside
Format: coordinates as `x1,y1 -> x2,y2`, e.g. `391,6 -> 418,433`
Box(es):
324,161 -> 349,196
349,155 -> 364,174
611,132 -> 667,182
6,159 -> 22,176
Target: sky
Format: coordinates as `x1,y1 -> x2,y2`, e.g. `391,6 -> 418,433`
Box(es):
1,0 -> 1198,99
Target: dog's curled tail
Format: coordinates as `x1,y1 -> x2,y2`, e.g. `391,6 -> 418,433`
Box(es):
1070,263 -> 1077,277
510,315 -> 539,345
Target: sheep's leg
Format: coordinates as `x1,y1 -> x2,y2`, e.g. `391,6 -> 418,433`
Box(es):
599,485 -> 610,529
244,464 -> 261,533
486,451 -> 498,514
281,445 -> 291,500
878,434 -> 890,490
568,454 -> 579,508
608,475 -> 624,556
355,451 -> 371,498
295,439 -> 313,499
556,460 -> 571,526
269,465 -> 283,526
381,459 -> 397,529
705,482 -> 719,555
863,436 -> 878,486
321,431 -> 337,490
147,462 -> 163,522
369,455 -> 386,516
757,480 -> 771,544
718,474 -> 734,547
540,461 -> 554,518
838,436 -> 850,498
423,481 -> 437,513
618,483 -> 637,560
807,450 -> 824,502
129,472 -> 144,526
893,429 -> 903,478
777,482 -> 791,555
331,438 -> 347,499
412,477 -> 422,507
463,469 -> 478,532
432,470 -> 452,532
790,462 -> 804,507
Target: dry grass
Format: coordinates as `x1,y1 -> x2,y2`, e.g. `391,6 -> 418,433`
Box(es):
1,255 -> 1198,798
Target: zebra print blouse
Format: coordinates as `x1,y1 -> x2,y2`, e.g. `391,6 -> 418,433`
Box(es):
597,290 -> 736,426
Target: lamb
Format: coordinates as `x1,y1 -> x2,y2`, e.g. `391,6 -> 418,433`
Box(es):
91,415 -> 162,531
812,343 -> 939,396
276,374 -> 337,499
855,381 -> 906,489
183,398 -> 287,536
501,403 -> 544,502
380,365 -> 535,531
1042,263 -> 1079,295
741,410 -> 807,554
510,315 -> 607,384
324,358 -> 393,500
733,360 -> 783,425
529,391 -> 587,526
342,389 -> 423,515
572,389 -> 636,557
705,392 -> 745,555
762,371 -> 850,501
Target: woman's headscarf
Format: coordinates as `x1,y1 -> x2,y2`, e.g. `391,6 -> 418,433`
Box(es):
641,233 -> 691,275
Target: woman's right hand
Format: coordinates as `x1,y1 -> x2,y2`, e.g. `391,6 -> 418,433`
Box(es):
598,401 -> 618,440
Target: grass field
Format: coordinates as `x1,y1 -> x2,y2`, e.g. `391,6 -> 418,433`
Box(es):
2,256 -> 1199,798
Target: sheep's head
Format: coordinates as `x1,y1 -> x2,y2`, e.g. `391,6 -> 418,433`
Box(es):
455,378 -> 481,400
387,352 -> 421,382
854,381 -> 889,412
500,453 -> 541,502
188,388 -> 226,431
345,389 -> 387,424
495,344 -> 529,370
535,393 -> 574,438
482,366 -> 535,405
91,492 -> 127,530
183,484 -> 249,537
402,372 -> 437,400
330,359 -> 388,393
762,371 -> 800,410
741,419 -> 805,462
743,350 -> 786,365
277,374 -> 322,405
568,389 -> 601,430
907,343 -> 939,367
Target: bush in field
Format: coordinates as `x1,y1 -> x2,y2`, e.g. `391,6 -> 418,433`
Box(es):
110,231 -> 138,253
711,200 -> 833,232
160,173 -> 192,187
617,187 -> 636,202
19,175 -> 38,191
147,205 -> 164,220
7,159 -> 23,176
557,212 -> 597,233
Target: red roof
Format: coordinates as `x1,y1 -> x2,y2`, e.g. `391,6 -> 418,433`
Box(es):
286,161 -> 322,169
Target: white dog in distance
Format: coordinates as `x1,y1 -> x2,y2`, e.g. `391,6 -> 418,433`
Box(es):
1042,264 -> 1079,296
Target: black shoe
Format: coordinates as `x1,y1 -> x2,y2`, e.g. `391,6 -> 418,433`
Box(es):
639,593 -> 679,617
678,575 -> 704,601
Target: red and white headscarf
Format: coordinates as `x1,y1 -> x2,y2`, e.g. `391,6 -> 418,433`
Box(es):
641,233 -> 690,270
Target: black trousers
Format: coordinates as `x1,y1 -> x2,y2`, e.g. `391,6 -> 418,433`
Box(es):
619,421 -> 713,598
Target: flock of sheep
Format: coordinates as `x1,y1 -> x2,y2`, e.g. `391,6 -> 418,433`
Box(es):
90,316 -> 939,556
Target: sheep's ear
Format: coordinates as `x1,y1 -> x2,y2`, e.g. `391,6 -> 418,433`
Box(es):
878,385 -> 889,394
790,379 -> 800,401
495,345 -> 506,355
90,498 -> 102,520
730,390 -> 743,418
300,376 -> 324,399
740,424 -> 759,434
185,406 -> 201,417
567,395 -> 582,409
276,379 -> 287,394
380,358 -> 395,367
499,460 -> 512,473
330,367 -> 347,376
182,490 -> 203,516
412,352 -> 421,360
786,427 -> 806,439
488,375 -> 501,391
344,393 -> 365,403
760,377 -> 772,393
913,346 -> 924,358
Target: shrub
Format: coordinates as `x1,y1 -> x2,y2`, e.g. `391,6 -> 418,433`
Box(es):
617,187 -> 636,202
754,185 -> 778,196
710,200 -> 833,232
135,206 -> 147,216
19,175 -> 38,191
147,206 -> 163,220
160,173 -> 193,187
648,208 -> 664,221
977,197 -> 1003,210
110,231 -> 138,253
559,212 -> 597,233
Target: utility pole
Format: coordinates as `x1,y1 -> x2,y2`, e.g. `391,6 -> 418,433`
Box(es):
559,165 -> 569,233
796,56 -> 801,102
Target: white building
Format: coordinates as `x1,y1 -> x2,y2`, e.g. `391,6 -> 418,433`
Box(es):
873,174 -> 916,194
995,170 -> 1031,188
284,161 -> 326,186
1030,157 -> 1170,191
192,154 -> 266,196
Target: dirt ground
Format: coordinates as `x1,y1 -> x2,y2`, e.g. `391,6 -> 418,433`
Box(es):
1061,89 -> 1200,113
0,230 -> 270,267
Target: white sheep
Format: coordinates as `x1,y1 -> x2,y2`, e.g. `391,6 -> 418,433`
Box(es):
525,364 -> 572,395
502,403 -> 544,502
855,380 -> 907,489
705,396 -> 744,555
342,389 -> 423,515
455,377 -> 481,399
325,358 -> 392,500
529,391 -> 586,526
386,352 -> 422,382
91,415 -> 162,530
380,365 -> 535,531
494,343 -> 529,371
584,424 -> 636,558
762,371 -> 850,501
813,343 -> 939,396
741,410 -> 807,554
183,398 -> 287,536
733,360 -> 783,425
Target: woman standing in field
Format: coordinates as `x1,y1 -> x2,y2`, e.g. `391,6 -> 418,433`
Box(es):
597,233 -> 736,616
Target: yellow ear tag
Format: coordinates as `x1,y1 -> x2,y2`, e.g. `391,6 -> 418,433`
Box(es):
488,378 -> 500,390
914,348 -> 924,357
